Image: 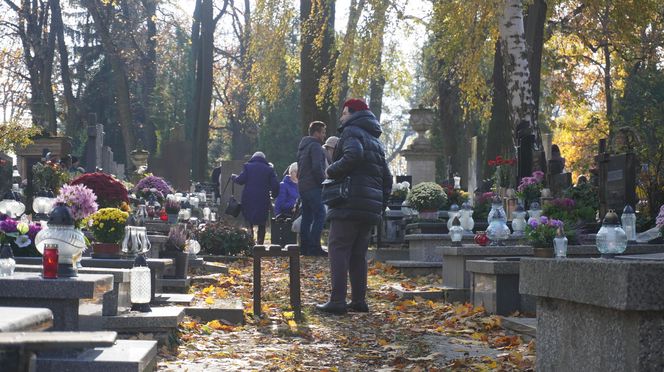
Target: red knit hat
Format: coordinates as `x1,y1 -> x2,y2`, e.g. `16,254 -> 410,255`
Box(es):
343,98 -> 369,112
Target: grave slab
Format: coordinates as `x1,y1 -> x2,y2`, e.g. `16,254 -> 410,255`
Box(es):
203,262 -> 229,274
35,339 -> 157,372
0,272 -> 113,331
385,260 -> 441,277
15,264 -> 131,316
391,285 -> 445,300
520,258 -> 664,371
500,316 -> 536,340
153,293 -> 195,306
0,307 -> 53,332
80,306 -> 185,346
185,298 -> 244,324
367,247 -> 409,262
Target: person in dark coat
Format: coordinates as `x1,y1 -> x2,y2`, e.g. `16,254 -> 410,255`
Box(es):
296,121 -> 327,256
274,162 -> 299,217
211,160 -> 222,202
316,98 -> 392,315
232,152 -> 279,245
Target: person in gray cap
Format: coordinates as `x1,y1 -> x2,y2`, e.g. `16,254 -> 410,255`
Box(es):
323,136 -> 339,167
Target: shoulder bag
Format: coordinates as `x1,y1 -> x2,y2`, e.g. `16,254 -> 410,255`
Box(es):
321,177 -> 351,207
222,177 -> 242,217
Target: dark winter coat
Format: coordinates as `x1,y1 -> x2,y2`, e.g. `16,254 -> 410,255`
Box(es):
296,136 -> 326,193
233,156 -> 280,225
274,175 -> 299,217
326,110 -> 393,225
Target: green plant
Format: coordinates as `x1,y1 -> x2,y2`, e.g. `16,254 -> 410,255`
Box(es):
442,184 -> 469,209
87,208 -> 128,244
406,182 -> 447,211
564,182 -> 599,212
32,161 -> 70,194
194,222 -> 254,256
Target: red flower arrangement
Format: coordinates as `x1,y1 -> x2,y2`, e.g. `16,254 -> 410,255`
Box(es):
70,172 -> 129,208
488,155 -> 516,188
487,155 -> 516,167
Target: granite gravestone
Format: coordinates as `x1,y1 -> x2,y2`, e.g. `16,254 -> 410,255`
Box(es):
596,139 -> 637,217
0,153 -> 12,196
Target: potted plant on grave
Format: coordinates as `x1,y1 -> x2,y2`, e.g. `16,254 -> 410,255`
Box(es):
525,216 -> 564,257
515,171 -> 545,209
406,182 -> 447,221
164,199 -> 180,224
86,208 -> 129,258
442,184 -> 469,211
134,175 -> 173,202
563,182 -> 599,232
194,221 -> 254,256
161,225 -> 189,278
70,172 -> 129,209
0,216 -> 42,257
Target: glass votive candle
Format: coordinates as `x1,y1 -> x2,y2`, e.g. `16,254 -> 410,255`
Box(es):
42,244 -> 59,279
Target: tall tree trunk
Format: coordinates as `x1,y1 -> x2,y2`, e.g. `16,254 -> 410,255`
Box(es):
191,0 -> 214,180
9,0 -> 58,134
141,0 -> 158,153
186,0 -> 202,142
368,0 -> 389,122
485,41 -> 513,181
51,0 -> 81,137
42,14 -> 57,136
524,0 -> 547,120
231,0 -> 254,160
82,0 -> 135,167
498,0 -> 538,145
438,76 -> 465,183
300,0 -> 335,135
335,0 -> 365,119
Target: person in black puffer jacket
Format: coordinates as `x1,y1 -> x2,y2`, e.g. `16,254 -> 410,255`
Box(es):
316,98 -> 393,315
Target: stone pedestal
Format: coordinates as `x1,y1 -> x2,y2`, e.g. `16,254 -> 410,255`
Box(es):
401,149 -> 439,186
520,258 -> 664,371
467,258 -> 535,315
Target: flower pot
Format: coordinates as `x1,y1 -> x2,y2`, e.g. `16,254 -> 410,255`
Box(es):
91,242 -> 122,259
533,247 -> 554,258
418,210 -> 439,220
167,213 -> 178,224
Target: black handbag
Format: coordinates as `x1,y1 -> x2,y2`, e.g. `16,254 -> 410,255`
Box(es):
321,177 -> 351,207
222,177 -> 242,217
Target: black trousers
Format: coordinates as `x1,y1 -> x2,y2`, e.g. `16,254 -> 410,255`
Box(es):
249,224 -> 266,245
327,219 -> 372,304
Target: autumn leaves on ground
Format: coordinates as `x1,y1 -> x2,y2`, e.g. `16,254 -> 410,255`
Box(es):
158,258 -> 535,371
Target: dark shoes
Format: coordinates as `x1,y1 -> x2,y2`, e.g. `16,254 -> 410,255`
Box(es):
347,301 -> 369,313
315,301 -> 347,315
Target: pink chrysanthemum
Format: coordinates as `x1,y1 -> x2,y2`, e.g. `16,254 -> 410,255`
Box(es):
56,184 -> 99,222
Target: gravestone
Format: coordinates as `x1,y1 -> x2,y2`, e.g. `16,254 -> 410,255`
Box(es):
15,136 -> 72,197
400,107 -> 440,185
218,160 -> 246,224
149,140 -> 192,191
596,139 -> 637,217
0,153 -> 11,196
83,115 -> 104,172
467,136 -> 478,202
520,258 -> 664,371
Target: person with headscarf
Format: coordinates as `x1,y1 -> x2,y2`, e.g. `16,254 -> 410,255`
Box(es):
274,162 -> 299,217
232,151 -> 280,244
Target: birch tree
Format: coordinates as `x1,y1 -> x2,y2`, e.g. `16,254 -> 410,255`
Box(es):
497,0 -> 540,149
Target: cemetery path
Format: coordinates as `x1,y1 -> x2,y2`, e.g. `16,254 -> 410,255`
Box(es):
157,258 -> 535,371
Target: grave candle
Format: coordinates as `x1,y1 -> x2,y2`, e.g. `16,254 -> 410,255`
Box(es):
42,244 -> 59,279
